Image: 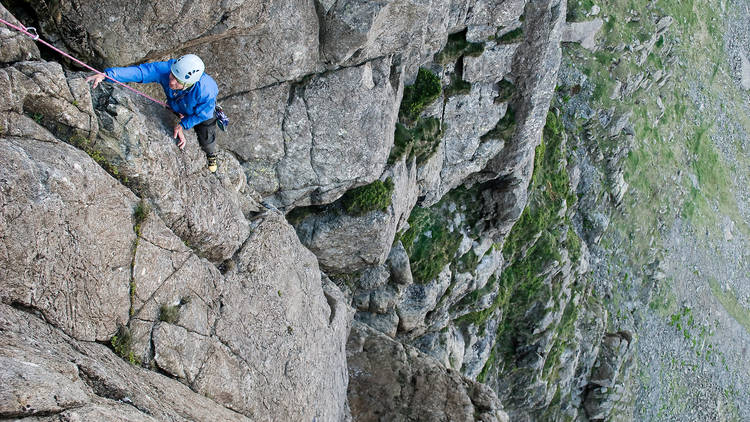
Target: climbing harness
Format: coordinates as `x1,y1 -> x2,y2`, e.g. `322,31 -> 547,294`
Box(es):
0,16 -> 168,108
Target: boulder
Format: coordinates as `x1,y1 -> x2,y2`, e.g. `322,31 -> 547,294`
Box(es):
562,19 -> 604,51
347,321 -> 509,422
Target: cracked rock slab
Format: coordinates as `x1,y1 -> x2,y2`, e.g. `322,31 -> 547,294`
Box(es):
0,136 -> 134,342
0,303 -> 249,421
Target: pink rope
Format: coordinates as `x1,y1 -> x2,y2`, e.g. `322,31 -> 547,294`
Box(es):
0,16 -> 168,108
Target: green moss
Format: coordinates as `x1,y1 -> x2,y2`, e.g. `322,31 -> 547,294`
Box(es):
69,135 -> 128,185
341,178 -> 395,216
133,200 -> 150,236
434,30 -> 485,65
456,249 -> 480,273
402,206 -> 462,283
495,79 -> 516,103
481,106 -> 516,143
399,68 -> 442,123
110,325 -> 140,365
566,227 -> 582,263
497,27 -> 524,44
502,111 -> 569,259
159,304 -> 180,324
388,118 -> 443,164
444,72 -> 472,97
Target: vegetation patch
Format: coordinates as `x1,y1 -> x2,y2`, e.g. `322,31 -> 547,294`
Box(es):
399,68 -> 442,123
402,186 -> 484,284
110,325 -> 140,365
69,135 -> 129,185
434,29 -> 484,65
497,27 -> 524,44
402,206 -> 463,283
159,304 -> 180,324
444,71 -> 472,97
480,106 -> 516,144
495,79 -> 516,103
341,178 -> 395,216
388,118 -> 443,164
708,277 -> 750,335
566,0 -> 596,22
133,200 -> 150,236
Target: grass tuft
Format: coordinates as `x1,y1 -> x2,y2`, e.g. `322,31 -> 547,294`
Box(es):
341,178 -> 395,216
399,68 -> 442,123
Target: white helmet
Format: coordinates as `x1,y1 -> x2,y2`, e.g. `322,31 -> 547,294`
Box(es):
171,54 -> 205,84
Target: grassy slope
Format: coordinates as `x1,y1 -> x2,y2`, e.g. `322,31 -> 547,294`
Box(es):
566,0 -> 750,419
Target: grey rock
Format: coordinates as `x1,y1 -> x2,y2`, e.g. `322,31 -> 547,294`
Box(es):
466,0 -> 526,29
359,265 -> 392,290
24,0 -> 319,96
463,43 -> 519,84
740,51 -> 750,90
320,0 -> 454,73
355,310 -> 400,338
476,0 -> 566,240
296,156 -> 418,273
423,83 -> 506,205
0,304 -> 249,421
583,331 -> 636,420
0,355 -> 89,418
387,241 -> 414,285
128,213 -> 224,363
397,265 -> 452,333
92,85 -> 250,263
347,321 -> 509,422
0,136 -> 134,342
562,19 -> 604,51
0,5 -> 41,63
220,83 -> 289,162
205,213 -> 353,420
270,57 -> 400,207
2,62 -> 98,141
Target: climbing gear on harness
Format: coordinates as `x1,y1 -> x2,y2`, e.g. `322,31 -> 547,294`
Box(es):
207,153 -> 218,173
0,16 -> 169,108
171,54 -> 205,85
215,105 -> 229,131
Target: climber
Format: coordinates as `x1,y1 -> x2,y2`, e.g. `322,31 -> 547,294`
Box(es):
86,54 -> 220,173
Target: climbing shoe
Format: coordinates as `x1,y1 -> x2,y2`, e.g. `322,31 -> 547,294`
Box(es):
207,154 -> 217,173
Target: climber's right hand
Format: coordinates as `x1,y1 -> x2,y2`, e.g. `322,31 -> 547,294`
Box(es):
86,73 -> 106,89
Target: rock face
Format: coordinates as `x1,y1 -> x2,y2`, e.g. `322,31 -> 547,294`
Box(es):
0,303 -> 250,421
91,84 -> 251,263
229,56 -> 402,208
1,17 -> 352,419
0,133 -> 134,343
347,321 -> 509,422
0,0 -> 624,419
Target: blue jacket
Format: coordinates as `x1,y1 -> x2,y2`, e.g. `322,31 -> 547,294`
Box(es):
105,59 -> 218,130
